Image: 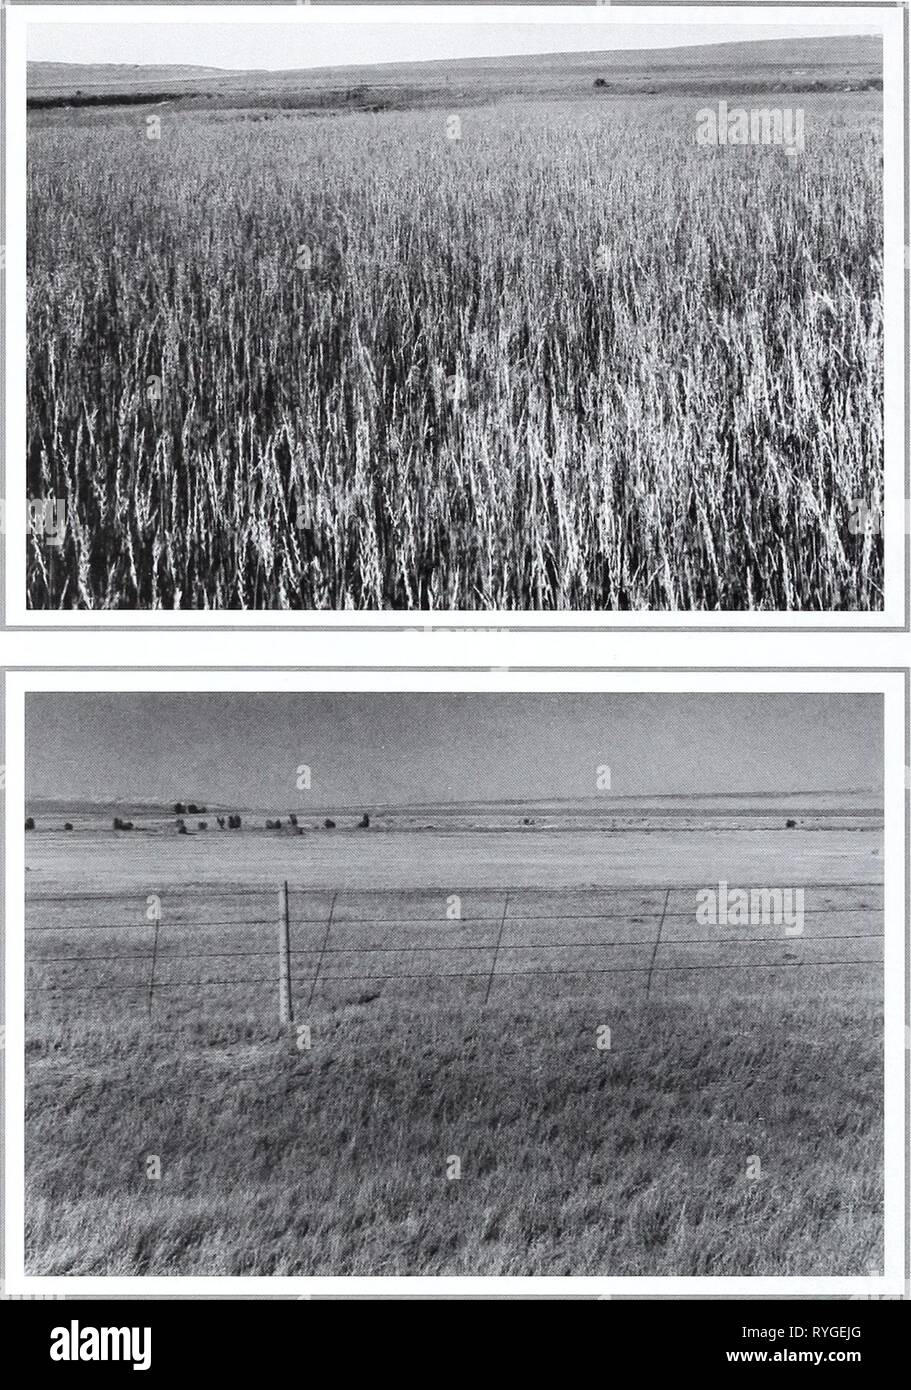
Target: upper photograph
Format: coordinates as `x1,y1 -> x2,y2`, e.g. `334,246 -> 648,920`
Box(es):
4,4 -> 906,625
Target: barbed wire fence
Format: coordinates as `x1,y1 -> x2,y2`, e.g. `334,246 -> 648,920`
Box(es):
25,880 -> 885,1023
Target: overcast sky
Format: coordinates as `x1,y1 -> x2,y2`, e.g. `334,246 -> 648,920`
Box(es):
25,692 -> 882,808
27,19 -> 882,72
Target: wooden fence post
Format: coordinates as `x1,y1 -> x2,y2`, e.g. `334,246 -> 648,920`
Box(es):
645,887 -> 672,999
279,880 -> 294,1025
307,891 -> 337,1009
484,894 -> 510,1005
147,911 -> 160,1021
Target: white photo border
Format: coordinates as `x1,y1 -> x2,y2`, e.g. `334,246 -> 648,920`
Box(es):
3,664 -> 906,1296
3,3 -> 907,630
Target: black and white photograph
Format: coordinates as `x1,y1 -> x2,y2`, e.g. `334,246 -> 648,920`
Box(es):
14,678 -> 893,1282
10,4 -> 902,616
0,0 -> 909,1358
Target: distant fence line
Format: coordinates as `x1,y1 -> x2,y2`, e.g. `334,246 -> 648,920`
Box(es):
25,880 -> 884,1021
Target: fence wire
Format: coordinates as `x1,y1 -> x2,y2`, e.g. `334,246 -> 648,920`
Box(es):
25,881 -> 885,1014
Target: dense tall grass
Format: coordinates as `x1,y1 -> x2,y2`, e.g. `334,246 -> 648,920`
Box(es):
27,96 -> 883,609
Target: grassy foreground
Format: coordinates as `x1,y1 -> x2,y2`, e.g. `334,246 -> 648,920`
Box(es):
26,974 -> 882,1276
27,95 -> 882,610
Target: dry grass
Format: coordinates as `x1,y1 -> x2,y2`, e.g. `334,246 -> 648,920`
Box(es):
25,979 -> 883,1276
27,95 -> 882,610
25,882 -> 883,1275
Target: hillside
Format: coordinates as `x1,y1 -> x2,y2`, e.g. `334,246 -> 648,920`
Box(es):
28,34 -> 882,113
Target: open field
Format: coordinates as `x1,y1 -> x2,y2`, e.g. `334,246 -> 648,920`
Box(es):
25,880 -> 884,1022
24,802 -> 884,1276
26,36 -> 882,111
24,824 -> 883,895
25,977 -> 883,1277
26,35 -> 883,610
24,785 -> 883,892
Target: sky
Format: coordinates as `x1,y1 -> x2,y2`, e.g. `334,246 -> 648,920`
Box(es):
25,692 -> 883,808
26,19 -> 883,72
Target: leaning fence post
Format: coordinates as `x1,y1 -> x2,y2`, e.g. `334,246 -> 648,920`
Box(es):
147,913 -> 160,1021
307,891 -> 337,1009
279,880 -> 294,1025
484,894 -> 510,1005
645,887 -> 672,999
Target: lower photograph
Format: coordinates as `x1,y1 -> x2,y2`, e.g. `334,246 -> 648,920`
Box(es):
3,669 -> 905,1295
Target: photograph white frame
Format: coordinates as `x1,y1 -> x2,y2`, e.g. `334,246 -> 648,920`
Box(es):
3,664 -> 906,1297
3,3 -> 906,630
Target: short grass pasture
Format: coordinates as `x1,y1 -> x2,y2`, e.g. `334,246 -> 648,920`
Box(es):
25,846 -> 884,1275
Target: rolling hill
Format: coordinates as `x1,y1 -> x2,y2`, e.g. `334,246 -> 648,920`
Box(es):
27,34 -> 882,114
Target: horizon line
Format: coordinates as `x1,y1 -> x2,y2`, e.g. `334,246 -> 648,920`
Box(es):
28,787 -> 884,811
26,31 -> 875,79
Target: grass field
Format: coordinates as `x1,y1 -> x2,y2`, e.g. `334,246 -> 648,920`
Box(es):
26,56 -> 883,610
25,978 -> 883,1277
24,816 -> 884,1276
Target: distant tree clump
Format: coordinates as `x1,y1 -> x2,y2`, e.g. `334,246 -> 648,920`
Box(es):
227,814 -> 242,830
324,818 -> 336,829
25,817 -> 35,831
785,819 -> 797,829
174,802 -> 186,815
358,813 -> 370,829
113,817 -> 134,831
289,813 -> 298,827
176,818 -> 188,834
64,822 -> 73,831
216,816 -> 226,830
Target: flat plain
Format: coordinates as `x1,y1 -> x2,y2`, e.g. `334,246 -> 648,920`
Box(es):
24,794 -> 884,1275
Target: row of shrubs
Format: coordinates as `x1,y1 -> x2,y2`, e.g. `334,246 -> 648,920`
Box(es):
25,813 -> 801,832
191,813 -> 369,833
23,811 -> 372,832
